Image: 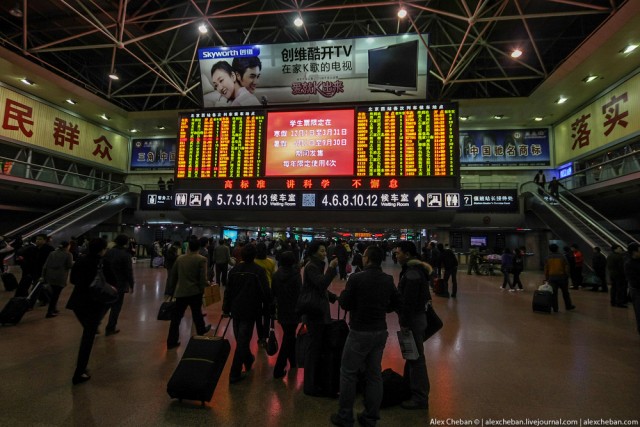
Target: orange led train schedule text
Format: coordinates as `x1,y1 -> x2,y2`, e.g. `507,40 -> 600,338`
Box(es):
176,111 -> 266,179
356,105 -> 458,177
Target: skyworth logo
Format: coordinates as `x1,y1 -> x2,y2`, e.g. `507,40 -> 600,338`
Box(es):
198,46 -> 261,60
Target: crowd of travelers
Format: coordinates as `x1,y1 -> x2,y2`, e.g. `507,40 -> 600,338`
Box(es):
1,231 -> 639,425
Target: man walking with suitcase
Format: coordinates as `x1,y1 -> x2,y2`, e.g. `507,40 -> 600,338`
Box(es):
165,238 -> 212,349
544,244 -> 576,313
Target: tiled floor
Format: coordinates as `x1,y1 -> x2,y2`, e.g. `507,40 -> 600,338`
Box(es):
1,260 -> 639,426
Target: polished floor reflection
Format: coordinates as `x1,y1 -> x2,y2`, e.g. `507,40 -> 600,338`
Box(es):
1,259 -> 639,426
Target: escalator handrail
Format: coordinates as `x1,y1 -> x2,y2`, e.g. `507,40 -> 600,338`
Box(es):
20,184 -> 131,240
555,189 -> 637,247
519,181 -> 617,250
3,185 -> 113,238
42,189 -> 136,238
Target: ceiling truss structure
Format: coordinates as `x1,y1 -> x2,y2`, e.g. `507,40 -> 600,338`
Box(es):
0,0 -> 626,112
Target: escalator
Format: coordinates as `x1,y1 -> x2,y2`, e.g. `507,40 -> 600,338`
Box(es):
3,184 -> 138,243
521,182 -> 637,255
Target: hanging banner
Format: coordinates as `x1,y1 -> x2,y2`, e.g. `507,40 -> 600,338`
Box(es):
198,34 -> 429,108
459,128 -> 550,167
554,73 -> 640,165
0,85 -> 128,171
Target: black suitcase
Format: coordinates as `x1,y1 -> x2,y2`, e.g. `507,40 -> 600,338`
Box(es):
318,307 -> 349,397
380,368 -> 411,408
1,272 -> 18,292
167,315 -> 231,405
532,290 -> 553,313
0,281 -> 43,325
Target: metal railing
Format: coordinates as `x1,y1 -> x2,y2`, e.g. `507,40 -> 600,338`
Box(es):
558,149 -> 640,190
0,155 -> 123,192
520,181 -> 637,254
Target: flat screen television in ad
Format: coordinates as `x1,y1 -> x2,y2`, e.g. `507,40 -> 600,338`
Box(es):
368,40 -> 418,94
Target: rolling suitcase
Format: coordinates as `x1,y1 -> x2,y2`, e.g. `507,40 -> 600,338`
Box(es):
0,281 -> 43,325
167,315 -> 231,405
532,290 -> 553,313
433,277 -> 449,297
1,272 -> 18,292
318,307 -> 349,397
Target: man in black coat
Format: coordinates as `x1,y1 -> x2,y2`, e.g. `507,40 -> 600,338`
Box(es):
331,246 -> 400,427
438,243 -> 459,298
590,246 -> 608,292
223,243 -> 271,383
103,234 -> 135,335
395,241 -> 433,411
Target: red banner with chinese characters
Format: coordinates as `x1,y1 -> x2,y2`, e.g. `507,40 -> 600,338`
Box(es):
554,73 -> 640,165
0,86 -> 128,171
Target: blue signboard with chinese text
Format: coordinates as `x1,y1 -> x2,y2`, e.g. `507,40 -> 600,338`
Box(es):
131,138 -> 176,170
460,129 -> 550,167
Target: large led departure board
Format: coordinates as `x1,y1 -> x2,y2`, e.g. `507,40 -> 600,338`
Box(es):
175,103 -> 458,193
176,110 -> 266,179
356,105 -> 457,177
173,103 -> 458,211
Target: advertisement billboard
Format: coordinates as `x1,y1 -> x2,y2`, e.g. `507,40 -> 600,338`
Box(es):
459,128 -> 550,167
130,138 -> 177,170
198,34 -> 429,108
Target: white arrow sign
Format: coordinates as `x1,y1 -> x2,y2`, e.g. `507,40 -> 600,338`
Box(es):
414,193 -> 425,208
203,193 -> 213,206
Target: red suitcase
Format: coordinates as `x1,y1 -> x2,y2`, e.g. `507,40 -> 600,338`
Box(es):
432,277 -> 449,297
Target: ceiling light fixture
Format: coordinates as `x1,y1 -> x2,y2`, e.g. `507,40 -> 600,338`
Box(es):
157,125 -> 166,130
9,2 -> 23,18
534,117 -> 543,122
198,23 -> 208,34
582,75 -> 598,83
294,16 -> 303,27
511,49 -> 523,58
459,116 -> 469,121
65,99 -> 78,105
108,70 -> 119,80
130,129 -> 139,133
100,114 -> 111,121
397,8 -> 408,18
493,114 -> 504,120
556,96 -> 568,104
20,78 -> 34,86
620,44 -> 638,54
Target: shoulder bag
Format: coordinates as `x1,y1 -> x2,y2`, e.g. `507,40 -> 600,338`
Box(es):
423,301 -> 443,341
157,295 -> 176,321
266,317 -> 279,356
295,284 -> 324,316
89,262 -> 119,304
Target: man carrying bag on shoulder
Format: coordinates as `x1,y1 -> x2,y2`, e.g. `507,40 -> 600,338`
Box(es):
394,241 -> 433,411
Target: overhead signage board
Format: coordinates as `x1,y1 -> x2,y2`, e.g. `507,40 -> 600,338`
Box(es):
459,128 -> 550,167
197,34 -> 428,108
130,138 -> 176,170
140,190 -> 174,210
175,103 -> 459,190
172,189 -> 517,212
